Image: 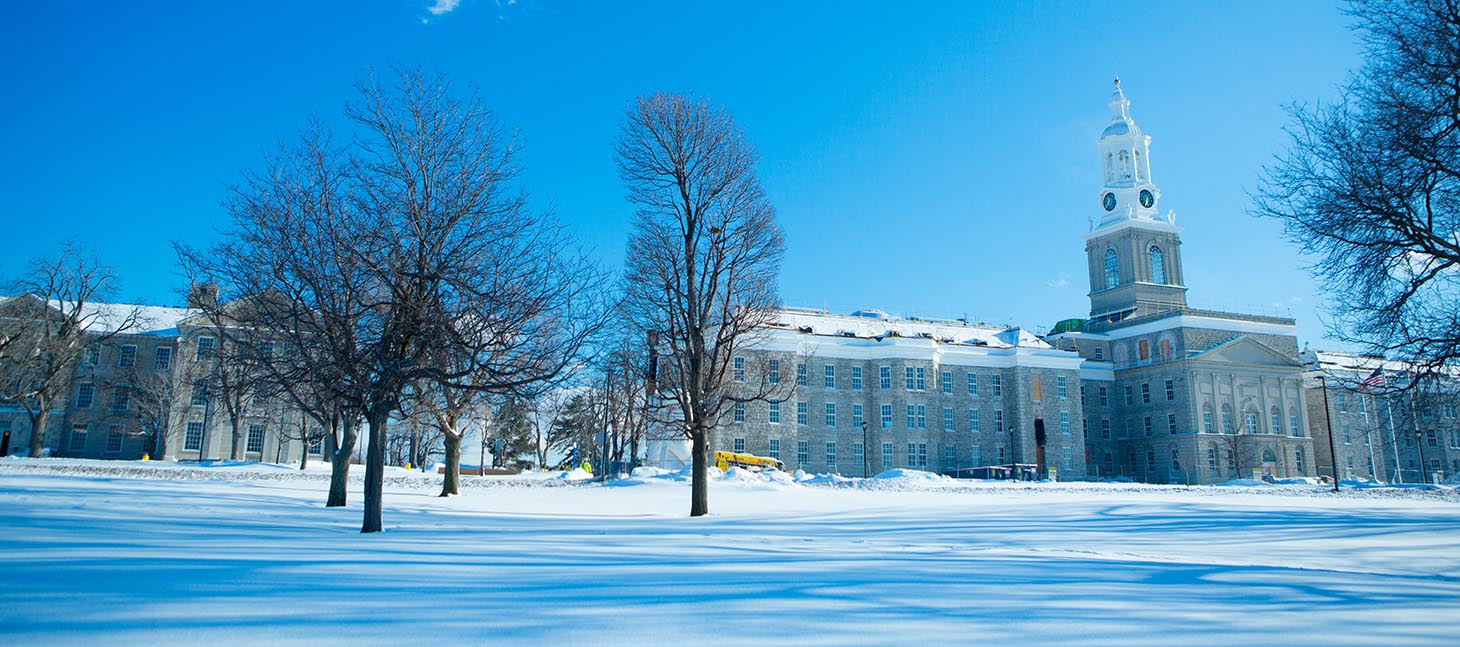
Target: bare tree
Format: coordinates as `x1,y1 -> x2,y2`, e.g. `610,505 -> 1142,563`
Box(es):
184,68 -> 605,532
125,360 -> 189,459
526,387 -> 576,469
1255,0 -> 1460,385
0,244 -> 140,457
617,93 -> 786,516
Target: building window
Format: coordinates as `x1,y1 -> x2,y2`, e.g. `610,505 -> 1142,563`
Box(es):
797,401 -> 809,426
1146,450 -> 1156,473
1149,245 -> 1166,284
195,336 -> 217,361
825,403 -> 836,427
852,404 -> 864,428
797,441 -> 809,466
1060,411 -> 1071,435
1270,410 -> 1282,436
768,401 -> 781,424
192,383 -> 209,407
824,365 -> 836,389
1245,412 -> 1259,435
882,442 -> 894,469
878,366 -> 890,390
1104,249 -> 1119,289
916,405 -> 927,429
1138,340 -> 1150,362
111,386 -> 130,413
907,443 -> 919,468
944,407 -> 955,432
852,442 -> 863,468
880,404 -> 892,429
1057,376 -> 1068,399
309,433 -> 323,455
1031,375 -> 1044,402
1337,392 -> 1346,412
733,437 -> 746,453
106,424 -> 125,453
905,366 -> 916,390
1203,409 -> 1214,434
997,446 -> 1007,464
246,424 -> 265,453
969,410 -> 981,433
68,424 -> 88,451
83,345 -> 100,366
1094,347 -> 1105,361
767,359 -> 780,384
1143,416 -> 1152,436
1141,383 -> 1151,404
1159,338 -> 1172,361
917,367 -> 927,391
1123,386 -> 1133,406
153,347 -> 173,370
851,366 -> 863,391
826,442 -> 837,469
1099,386 -> 1109,407
117,344 -> 138,369
915,442 -> 928,468
1207,444 -> 1218,468
768,439 -> 780,460
184,422 -> 204,451
944,445 -> 957,470
1165,380 -> 1174,401
1125,420 -> 1134,439
1289,414 -> 1301,437
971,446 -> 983,466
1168,413 -> 1177,435
1171,445 -> 1181,470
967,373 -> 978,396
906,404 -> 916,428
1295,448 -> 1305,473
941,371 -> 952,395
733,402 -> 746,423
733,357 -> 745,382
994,410 -> 1004,435
1101,418 -> 1111,440
75,383 -> 95,409
991,375 -> 1002,396
797,363 -> 808,387
1221,409 -> 1234,434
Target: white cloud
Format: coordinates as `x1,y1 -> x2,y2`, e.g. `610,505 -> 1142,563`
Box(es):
1046,272 -> 1070,289
427,0 -> 461,16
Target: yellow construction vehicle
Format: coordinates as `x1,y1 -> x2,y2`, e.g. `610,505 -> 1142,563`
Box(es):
714,450 -> 785,473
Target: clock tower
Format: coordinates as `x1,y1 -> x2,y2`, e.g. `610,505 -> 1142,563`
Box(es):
1084,79 -> 1187,324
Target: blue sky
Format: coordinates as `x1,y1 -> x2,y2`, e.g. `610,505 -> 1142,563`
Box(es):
1,1 -> 1360,346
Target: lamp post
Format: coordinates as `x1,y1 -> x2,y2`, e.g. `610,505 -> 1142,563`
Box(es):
1317,373 -> 1341,493
861,421 -> 870,478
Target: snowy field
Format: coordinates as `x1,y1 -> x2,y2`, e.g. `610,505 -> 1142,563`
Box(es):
3,460 -> 1460,646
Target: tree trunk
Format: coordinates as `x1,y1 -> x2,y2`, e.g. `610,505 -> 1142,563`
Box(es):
27,408 -> 51,458
409,419 -> 421,470
690,426 -> 709,517
230,417 -> 244,460
154,424 -> 169,461
362,403 -> 392,533
440,432 -> 461,497
326,418 -> 356,507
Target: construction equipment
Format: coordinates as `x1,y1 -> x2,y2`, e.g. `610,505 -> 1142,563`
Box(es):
714,450 -> 785,473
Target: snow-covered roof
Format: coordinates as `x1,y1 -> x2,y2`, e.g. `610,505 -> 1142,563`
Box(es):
767,308 -> 1052,350
49,300 -> 194,336
1301,349 -> 1412,375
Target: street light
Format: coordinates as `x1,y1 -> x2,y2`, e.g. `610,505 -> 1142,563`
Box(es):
1317,373 -> 1341,493
861,422 -> 869,478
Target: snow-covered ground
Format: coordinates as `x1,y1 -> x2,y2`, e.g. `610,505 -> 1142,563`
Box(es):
2,460 -> 1459,646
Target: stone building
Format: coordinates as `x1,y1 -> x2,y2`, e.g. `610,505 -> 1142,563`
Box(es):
1042,80 -> 1315,484
718,309 -> 1087,478
0,289 -> 310,464
1302,350 -> 1460,483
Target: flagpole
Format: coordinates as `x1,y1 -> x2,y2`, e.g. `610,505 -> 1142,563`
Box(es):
1386,398 -> 1402,484
1364,395 -> 1378,481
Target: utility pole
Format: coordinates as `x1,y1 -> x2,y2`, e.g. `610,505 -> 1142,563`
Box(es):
861,422 -> 869,478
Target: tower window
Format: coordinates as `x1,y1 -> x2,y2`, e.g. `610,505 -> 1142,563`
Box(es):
1103,249 -> 1119,289
1149,245 -> 1166,284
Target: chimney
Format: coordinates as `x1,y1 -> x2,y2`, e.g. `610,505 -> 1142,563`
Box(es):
188,283 -> 219,310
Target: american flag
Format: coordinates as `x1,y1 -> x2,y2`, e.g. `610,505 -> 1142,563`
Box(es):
1360,367 -> 1385,392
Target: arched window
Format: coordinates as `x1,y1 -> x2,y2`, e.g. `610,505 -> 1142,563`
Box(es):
1148,245 -> 1166,284
1119,150 -> 1131,179
1103,249 -> 1119,289
1134,149 -> 1143,181
1138,339 -> 1150,362
1295,449 -> 1305,472
1262,449 -> 1277,464
1158,338 -> 1172,362
1106,153 -> 1114,182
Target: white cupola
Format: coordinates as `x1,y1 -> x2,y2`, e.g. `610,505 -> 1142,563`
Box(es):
1093,78 -> 1170,229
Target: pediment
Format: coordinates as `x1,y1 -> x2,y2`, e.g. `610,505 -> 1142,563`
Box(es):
1190,336 -> 1300,368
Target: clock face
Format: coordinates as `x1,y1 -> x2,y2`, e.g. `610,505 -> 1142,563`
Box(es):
1139,190 -> 1154,208
1102,192 -> 1116,211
